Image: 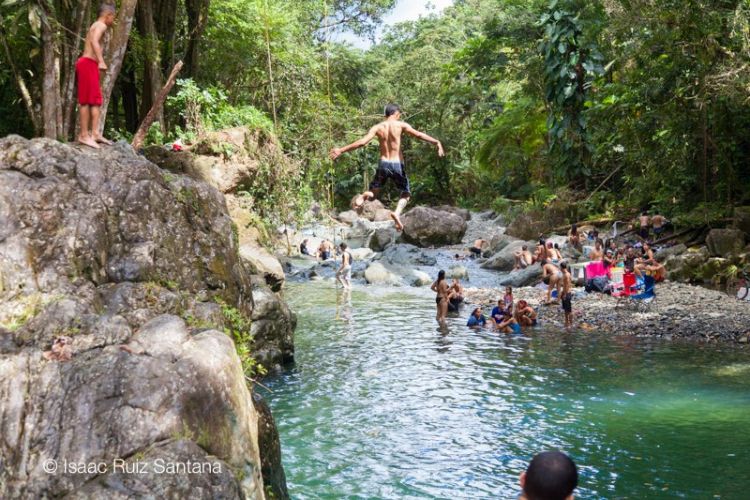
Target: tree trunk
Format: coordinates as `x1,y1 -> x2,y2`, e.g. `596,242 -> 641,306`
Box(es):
120,63 -> 140,133
41,14 -> 60,139
136,0 -> 163,124
98,0 -> 138,135
184,0 -> 210,78
0,27 -> 41,133
155,0 -> 178,73
132,60 -> 183,150
63,0 -> 91,139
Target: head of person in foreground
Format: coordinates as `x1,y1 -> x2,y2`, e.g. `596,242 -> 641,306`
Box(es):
519,451 -> 578,500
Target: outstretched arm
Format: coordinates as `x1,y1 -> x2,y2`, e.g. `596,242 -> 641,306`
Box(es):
329,126 -> 378,160
403,123 -> 445,157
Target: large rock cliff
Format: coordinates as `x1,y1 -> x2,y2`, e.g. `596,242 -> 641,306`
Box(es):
0,136 -> 292,498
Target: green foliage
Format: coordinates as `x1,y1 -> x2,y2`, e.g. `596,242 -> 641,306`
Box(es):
215,298 -> 267,379
540,0 -> 604,185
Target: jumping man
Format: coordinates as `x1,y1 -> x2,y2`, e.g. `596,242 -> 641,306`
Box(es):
329,104 -> 444,231
76,3 -> 115,149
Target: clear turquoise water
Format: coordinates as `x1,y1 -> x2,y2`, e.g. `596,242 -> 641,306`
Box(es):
265,282 -> 750,499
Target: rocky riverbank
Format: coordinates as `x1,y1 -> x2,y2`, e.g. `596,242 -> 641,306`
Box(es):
0,136 -> 294,498
465,282 -> 750,344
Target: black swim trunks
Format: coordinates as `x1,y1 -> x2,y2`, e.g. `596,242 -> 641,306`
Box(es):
562,293 -> 572,313
370,160 -> 411,197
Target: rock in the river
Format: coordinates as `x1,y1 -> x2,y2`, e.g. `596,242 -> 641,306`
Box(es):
489,233 -> 519,253
241,245 -> 286,292
0,136 -> 292,498
250,285 -> 296,372
350,247 -> 375,261
253,393 -> 289,500
376,244 -> 438,267
434,205 -> 471,221
367,225 -> 398,252
665,247 -> 710,282
706,228 -> 746,258
337,210 -> 360,225
656,243 -> 687,261
364,262 -> 402,285
401,206 -> 467,247
411,270 -> 433,287
498,265 -> 543,287
358,199 -> 387,221
481,241 -> 530,271
449,266 -> 469,280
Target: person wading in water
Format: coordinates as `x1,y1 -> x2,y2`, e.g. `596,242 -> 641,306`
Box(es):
329,104 -> 444,231
431,270 -> 452,325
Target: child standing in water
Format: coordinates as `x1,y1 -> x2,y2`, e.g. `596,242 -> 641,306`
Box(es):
76,4 -> 115,149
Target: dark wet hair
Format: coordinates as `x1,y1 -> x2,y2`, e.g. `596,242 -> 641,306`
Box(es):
539,238 -> 546,246
540,259 -> 548,266
571,224 -> 578,234
437,270 -> 446,282
523,451 -> 578,500
560,261 -> 568,270
384,103 -> 401,117
554,243 -> 560,249
98,3 -> 115,16
339,242 -> 347,250
522,245 -> 528,250
473,307 -> 482,315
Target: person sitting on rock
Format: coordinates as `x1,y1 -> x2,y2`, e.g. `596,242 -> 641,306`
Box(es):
541,259 -> 562,304
449,279 -> 465,312
300,238 -> 311,256
547,242 -> 561,264
467,307 -> 488,328
469,239 -> 487,258
589,239 -> 604,262
519,451 -> 578,500
317,240 -> 335,260
534,238 -> 548,263
514,245 -> 533,270
514,300 -> 538,327
568,224 -> 582,250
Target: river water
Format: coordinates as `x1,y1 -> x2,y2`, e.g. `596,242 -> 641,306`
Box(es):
265,281 -> 750,499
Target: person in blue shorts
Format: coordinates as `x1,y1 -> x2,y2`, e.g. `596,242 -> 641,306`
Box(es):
329,104 -> 444,231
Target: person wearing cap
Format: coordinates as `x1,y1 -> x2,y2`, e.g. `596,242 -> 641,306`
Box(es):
519,451 -> 578,500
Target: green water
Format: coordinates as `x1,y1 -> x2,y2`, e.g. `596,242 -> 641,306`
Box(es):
266,282 -> 750,499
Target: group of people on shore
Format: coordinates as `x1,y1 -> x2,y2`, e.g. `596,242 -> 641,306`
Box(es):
463,286 -> 540,333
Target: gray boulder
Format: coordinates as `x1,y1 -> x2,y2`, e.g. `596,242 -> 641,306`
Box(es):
337,210 -> 360,225
240,244 -> 286,292
655,243 -> 687,261
367,226 -> 398,252
449,265 -> 469,280
401,206 -> 467,247
358,199 -> 387,221
434,205 -> 471,221
364,262 -> 402,285
0,136 -> 292,497
665,247 -> 710,282
489,233 -> 520,253
481,241 -> 531,271
376,244 -> 437,267
706,228 -> 746,258
411,270 -> 433,287
498,265 -> 543,287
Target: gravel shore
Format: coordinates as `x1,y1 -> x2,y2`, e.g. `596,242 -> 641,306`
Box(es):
464,282 -> 750,345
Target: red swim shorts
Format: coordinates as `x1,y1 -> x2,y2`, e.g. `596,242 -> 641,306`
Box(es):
76,56 -> 103,106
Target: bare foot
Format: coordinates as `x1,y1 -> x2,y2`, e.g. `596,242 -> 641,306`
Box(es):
93,135 -> 113,145
77,137 -> 100,149
351,194 -> 366,211
390,211 -> 404,231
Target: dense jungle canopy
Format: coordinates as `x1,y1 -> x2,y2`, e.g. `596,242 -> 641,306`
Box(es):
2,0 -> 750,225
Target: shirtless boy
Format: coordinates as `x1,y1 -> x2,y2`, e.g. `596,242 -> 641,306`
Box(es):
329,104 -> 444,231
76,4 -> 115,149
560,261 -> 573,330
541,259 -> 561,304
513,245 -> 533,270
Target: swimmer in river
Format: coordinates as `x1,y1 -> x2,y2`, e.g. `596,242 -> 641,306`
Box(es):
329,103 -> 444,231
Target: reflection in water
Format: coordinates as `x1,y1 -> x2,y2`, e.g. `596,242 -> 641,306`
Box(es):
267,282 -> 750,499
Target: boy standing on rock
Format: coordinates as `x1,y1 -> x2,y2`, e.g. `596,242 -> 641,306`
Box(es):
329,104 -> 444,231
76,4 -> 115,149
560,261 -> 573,330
